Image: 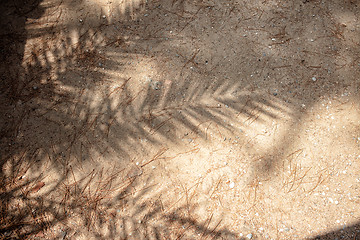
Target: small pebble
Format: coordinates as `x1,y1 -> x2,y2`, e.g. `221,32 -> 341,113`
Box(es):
312,77 -> 317,81
246,233 -> 253,239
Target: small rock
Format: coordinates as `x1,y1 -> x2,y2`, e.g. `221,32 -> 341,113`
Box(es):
229,181 -> 235,189
312,77 -> 317,81
246,233 -> 253,239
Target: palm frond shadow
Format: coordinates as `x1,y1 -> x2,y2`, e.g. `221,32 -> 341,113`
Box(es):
1,165 -> 240,239
1,0 -> 360,238
0,0 -> 243,238
1,0 -> 291,176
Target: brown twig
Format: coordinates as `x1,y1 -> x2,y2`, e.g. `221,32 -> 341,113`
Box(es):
141,147 -> 168,168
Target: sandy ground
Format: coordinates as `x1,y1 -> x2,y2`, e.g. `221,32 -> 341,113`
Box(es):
1,0 -> 360,239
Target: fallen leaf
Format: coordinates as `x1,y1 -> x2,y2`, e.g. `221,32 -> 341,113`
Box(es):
31,182 -> 45,193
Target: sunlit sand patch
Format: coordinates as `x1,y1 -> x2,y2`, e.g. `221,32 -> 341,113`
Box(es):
87,0 -> 147,21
